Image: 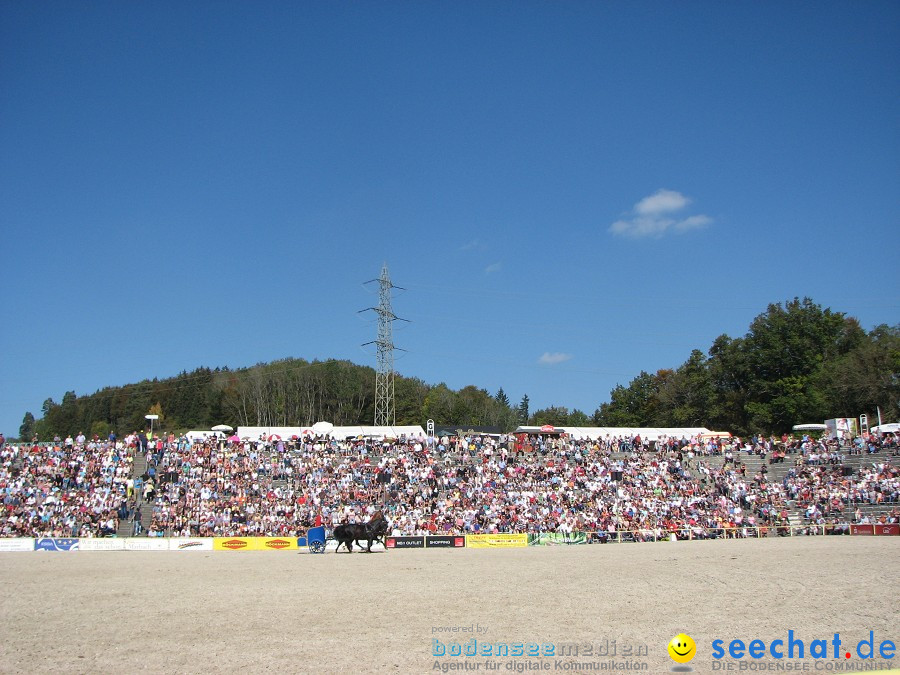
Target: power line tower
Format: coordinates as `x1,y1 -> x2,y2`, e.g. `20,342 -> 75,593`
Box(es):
360,264 -> 407,426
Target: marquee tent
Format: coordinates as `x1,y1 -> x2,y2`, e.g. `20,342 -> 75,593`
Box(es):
236,425 -> 426,442
556,427 -> 712,441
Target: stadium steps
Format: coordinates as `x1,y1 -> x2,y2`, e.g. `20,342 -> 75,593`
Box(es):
845,503 -> 898,521
764,458 -> 793,484
115,518 -> 133,538
785,505 -> 805,528
132,450 -> 148,489
123,449 -> 152,537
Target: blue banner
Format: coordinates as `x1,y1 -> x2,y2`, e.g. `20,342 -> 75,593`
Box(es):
34,538 -> 79,551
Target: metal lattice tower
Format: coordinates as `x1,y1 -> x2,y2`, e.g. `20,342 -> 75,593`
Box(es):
360,264 -> 406,426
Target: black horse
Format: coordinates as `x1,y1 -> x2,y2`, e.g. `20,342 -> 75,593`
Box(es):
356,512 -> 389,550
333,511 -> 390,553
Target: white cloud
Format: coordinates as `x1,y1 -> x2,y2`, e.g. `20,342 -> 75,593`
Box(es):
538,352 -> 572,365
674,214 -> 712,231
460,239 -> 482,252
610,216 -> 675,238
635,189 -> 690,216
484,262 -> 502,274
609,189 -> 713,239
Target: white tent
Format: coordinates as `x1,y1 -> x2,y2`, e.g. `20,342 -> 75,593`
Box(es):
236,425 -> 426,442
326,425 -> 427,441
557,427 -> 712,441
792,424 -> 828,432
872,423 -> 900,434
185,430 -> 226,443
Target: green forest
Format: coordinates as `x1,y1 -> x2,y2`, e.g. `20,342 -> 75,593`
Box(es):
17,298 -> 899,440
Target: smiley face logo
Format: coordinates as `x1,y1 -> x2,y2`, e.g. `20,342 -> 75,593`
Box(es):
668,633 -> 696,663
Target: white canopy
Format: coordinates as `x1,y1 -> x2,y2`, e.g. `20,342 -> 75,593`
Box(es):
872,423 -> 900,434
556,427 -> 712,441
792,424 -> 828,431
185,430 -> 225,443
236,425 -> 426,442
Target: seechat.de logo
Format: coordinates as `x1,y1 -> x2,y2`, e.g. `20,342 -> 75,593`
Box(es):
711,631 -> 896,661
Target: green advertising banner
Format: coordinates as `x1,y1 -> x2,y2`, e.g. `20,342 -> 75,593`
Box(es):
528,532 -> 587,546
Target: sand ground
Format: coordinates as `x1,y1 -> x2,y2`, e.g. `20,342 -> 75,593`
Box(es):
0,537 -> 897,674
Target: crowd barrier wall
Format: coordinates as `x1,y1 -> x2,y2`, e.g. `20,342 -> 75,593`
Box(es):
169,539 -> 215,551
324,540 -> 386,552
0,538 -> 34,552
426,536 -> 466,548
583,524 -> 900,542
80,539 -> 126,551
213,537 -> 299,551
466,534 -> 528,548
851,524 -> 900,536
529,532 -> 587,546
385,536 -> 424,549
2,525 -> 895,553
35,538 -> 79,551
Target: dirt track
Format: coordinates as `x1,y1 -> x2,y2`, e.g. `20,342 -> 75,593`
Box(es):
0,537 -> 897,674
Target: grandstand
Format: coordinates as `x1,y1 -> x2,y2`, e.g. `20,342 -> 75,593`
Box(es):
2,428 -> 896,540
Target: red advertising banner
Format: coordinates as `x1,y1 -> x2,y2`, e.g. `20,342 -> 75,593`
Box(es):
874,524 -> 899,536
850,525 -> 875,536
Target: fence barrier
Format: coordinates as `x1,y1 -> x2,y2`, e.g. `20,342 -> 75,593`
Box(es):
1,525 -> 895,554
466,534 -> 528,548
385,536 -> 425,549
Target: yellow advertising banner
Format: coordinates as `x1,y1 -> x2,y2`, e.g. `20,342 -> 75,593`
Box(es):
466,533 -> 528,548
213,537 -> 299,551
257,537 -> 298,551
213,537 -> 256,551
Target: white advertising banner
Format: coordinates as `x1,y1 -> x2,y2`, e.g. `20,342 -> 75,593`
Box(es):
169,538 -> 214,551
0,538 -> 34,552
123,538 -> 169,551
79,538 -> 126,551
319,540 -> 385,553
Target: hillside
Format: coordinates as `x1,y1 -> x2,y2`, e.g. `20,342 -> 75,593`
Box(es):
16,298 -> 900,440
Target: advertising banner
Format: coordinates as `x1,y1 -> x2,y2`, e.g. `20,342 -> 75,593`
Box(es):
34,538 -> 79,551
124,538 -> 169,551
0,538 -> 34,552
79,538 -> 126,551
528,532 -> 588,546
258,537 -> 298,551
425,536 -> 466,548
214,537 -> 256,551
825,418 -> 858,440
385,536 -> 425,549
322,540 -> 385,552
850,525 -> 875,536
875,524 -> 899,536
466,533 -> 528,548
169,538 -> 214,551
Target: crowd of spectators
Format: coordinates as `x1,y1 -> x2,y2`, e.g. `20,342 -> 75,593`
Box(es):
1,429 -> 897,540
0,434 -> 133,538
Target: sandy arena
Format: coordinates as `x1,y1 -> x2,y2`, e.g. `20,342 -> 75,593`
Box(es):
0,537 -> 897,674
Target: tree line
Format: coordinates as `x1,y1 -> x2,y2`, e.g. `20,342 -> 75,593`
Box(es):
592,298 -> 898,433
17,298 -> 899,440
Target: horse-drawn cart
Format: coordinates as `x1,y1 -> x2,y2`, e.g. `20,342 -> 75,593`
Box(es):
297,525 -> 327,553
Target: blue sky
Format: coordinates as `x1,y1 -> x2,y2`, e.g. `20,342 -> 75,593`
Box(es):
1,2 -> 898,436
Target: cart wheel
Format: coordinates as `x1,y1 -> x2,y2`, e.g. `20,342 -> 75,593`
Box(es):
310,541 -> 325,554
